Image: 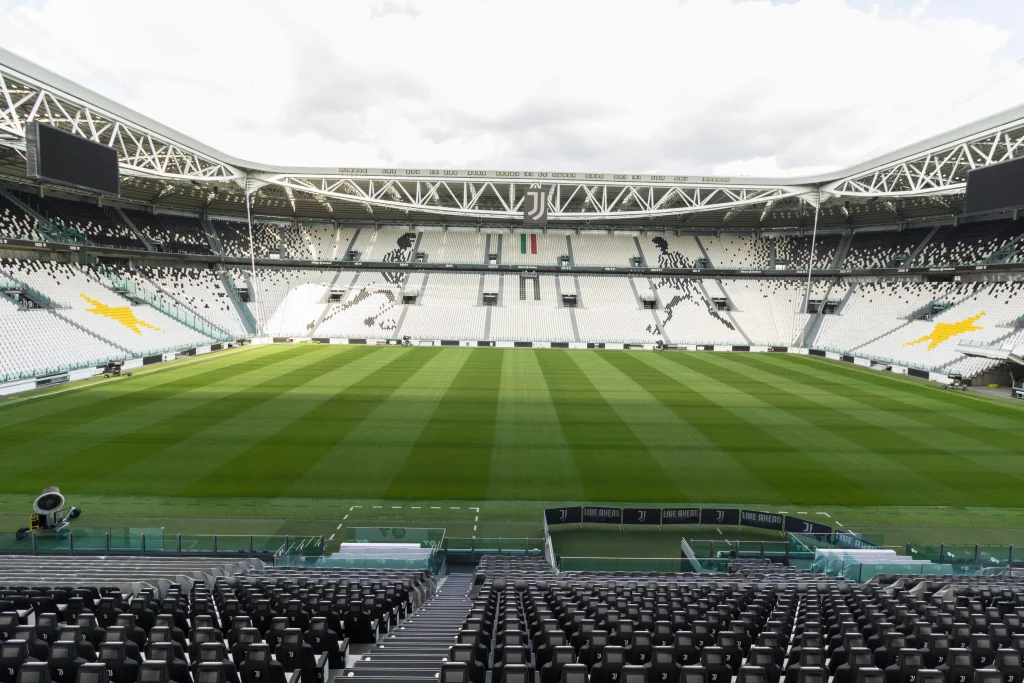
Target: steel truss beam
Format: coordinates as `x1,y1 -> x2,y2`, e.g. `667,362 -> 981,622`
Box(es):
259,173 -> 806,220
0,64 -> 241,182
3,47 -> 1024,218
827,117 -> 1024,198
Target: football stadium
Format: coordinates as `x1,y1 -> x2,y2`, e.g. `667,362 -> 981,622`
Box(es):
3,12 -> 1024,682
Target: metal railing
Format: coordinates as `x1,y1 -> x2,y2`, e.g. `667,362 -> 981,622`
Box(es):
0,528 -> 324,557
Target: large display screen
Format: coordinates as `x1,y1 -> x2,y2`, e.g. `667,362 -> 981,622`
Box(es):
26,121 -> 120,196
964,156 -> 1024,215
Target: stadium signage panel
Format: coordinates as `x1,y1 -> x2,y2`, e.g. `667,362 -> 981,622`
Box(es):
623,508 -> 661,525
832,531 -> 880,550
661,508 -> 700,524
741,510 -> 784,530
524,186 -> 549,225
583,506 -> 622,524
544,507 -> 582,525
784,516 -> 832,535
700,508 -> 740,525
330,168 -> 739,184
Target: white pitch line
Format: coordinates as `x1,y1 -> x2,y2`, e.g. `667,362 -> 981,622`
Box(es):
343,515 -> 349,521
797,511 -> 808,515
328,534 -> 335,541
835,521 -> 844,527
337,523 -> 343,529
778,511 -> 788,514
817,512 -> 831,517
470,507 -> 480,512
451,506 -> 460,510
474,516 -> 478,522
430,506 -> 440,509
716,529 -> 723,535
411,506 -> 421,509
473,525 -> 477,532
392,506 -> 402,509
372,505 -> 382,508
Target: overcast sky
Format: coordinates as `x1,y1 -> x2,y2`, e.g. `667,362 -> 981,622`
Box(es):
2,0 -> 1024,177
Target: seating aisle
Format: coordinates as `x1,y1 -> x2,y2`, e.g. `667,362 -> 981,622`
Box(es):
346,573 -> 473,681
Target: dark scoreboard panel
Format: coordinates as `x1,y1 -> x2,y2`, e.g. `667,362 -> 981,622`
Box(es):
965,156 -> 1024,215
26,121 -> 120,197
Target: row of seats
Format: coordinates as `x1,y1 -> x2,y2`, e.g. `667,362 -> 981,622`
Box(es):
0,565 -> 435,683
1,250 -> 1022,382
4,188 -> 1024,268
15,195 -> 143,250
443,561 -> 1024,683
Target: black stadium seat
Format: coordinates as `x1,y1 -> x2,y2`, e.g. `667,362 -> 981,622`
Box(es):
46,642 -> 86,683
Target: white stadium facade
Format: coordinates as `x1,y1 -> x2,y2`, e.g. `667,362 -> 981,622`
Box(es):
0,46 -> 1023,396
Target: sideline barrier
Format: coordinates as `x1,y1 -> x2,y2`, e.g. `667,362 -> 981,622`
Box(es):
0,527 -> 324,558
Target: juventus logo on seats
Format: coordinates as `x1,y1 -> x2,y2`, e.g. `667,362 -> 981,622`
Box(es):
524,185 -> 548,225
715,510 -> 725,523
801,522 -> 814,533
559,509 -> 567,522
637,510 -> 647,522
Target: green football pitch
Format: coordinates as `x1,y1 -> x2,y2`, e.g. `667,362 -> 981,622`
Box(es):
1,343 -> 1023,552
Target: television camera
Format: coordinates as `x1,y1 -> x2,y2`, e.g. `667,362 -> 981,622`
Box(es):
15,487 -> 82,541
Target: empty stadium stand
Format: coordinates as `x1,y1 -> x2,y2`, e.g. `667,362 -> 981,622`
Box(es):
913,221 -> 1024,268
3,191 -> 1024,389
0,259 -> 222,382
0,194 -> 48,243
120,211 -> 212,255
5,551 -> 1024,683
15,194 -> 144,250
213,221 -> 281,259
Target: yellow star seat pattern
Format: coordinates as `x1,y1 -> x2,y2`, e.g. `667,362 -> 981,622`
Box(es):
904,312 -> 984,350
80,294 -> 162,335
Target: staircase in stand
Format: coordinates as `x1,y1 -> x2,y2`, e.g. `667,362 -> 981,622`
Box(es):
346,573 -> 473,681
114,207 -> 155,251
219,270 -> 258,337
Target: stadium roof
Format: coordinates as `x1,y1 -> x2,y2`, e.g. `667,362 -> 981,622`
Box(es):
2,45 -> 1024,231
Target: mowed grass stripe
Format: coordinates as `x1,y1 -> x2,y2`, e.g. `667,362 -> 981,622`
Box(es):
697,353 -> 981,486
285,347 -> 469,498
646,352 -> 889,505
0,344 -> 290,444
488,350 -> 586,502
0,345 -> 308,483
536,349 -> 681,502
758,354 -> 1024,434
600,351 -> 789,504
386,349 -> 504,500
678,352 -> 946,505
180,347 -> 420,497
572,351 -> 781,503
774,351 -> 1023,423
63,346 -> 372,494
732,353 -> 1024,501
631,351 -> 867,505
133,346 -> 403,496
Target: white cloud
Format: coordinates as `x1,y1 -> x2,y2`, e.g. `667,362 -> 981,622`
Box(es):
0,0 -> 1020,177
